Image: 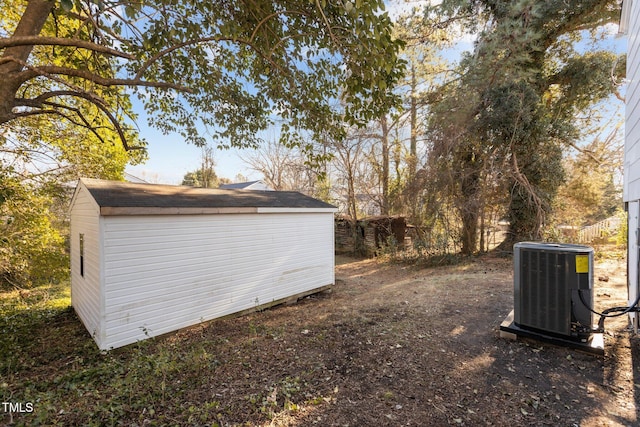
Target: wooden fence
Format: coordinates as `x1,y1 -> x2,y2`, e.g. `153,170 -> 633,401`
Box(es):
577,215 -> 622,243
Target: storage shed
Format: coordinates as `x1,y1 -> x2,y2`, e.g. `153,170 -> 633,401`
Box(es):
70,178 -> 337,350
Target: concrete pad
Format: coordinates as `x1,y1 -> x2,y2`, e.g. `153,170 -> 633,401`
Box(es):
499,309 -> 604,357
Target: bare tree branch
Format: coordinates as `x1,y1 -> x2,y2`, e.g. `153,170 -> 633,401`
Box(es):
15,89 -> 144,151
3,55 -> 191,106
24,63 -> 193,92
0,35 -> 134,59
314,0 -> 338,45
17,89 -> 105,107
42,100 -> 111,145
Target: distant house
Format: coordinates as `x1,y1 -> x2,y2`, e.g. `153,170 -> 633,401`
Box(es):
70,178 -> 336,350
219,180 -> 273,191
334,193 -> 381,217
123,172 -> 149,184
621,0 -> 640,330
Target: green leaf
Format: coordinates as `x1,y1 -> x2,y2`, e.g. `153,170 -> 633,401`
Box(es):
124,5 -> 137,18
345,1 -> 353,14
60,0 -> 73,12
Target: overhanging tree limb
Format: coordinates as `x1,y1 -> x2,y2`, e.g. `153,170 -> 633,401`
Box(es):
0,0 -> 54,75
2,0 -> 404,152
16,89 -> 144,151
23,64 -> 193,92
15,106 -> 106,142
0,36 -> 134,59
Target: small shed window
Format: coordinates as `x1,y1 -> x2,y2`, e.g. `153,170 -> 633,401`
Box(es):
79,234 -> 84,277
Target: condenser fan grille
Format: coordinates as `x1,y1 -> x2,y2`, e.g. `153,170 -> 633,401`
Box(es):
514,242 -> 593,340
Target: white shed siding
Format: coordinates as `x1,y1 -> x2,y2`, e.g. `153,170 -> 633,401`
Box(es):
69,185 -> 103,341
625,0 -> 640,201
99,212 -> 334,349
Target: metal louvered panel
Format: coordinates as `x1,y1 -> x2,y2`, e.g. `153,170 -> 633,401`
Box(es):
514,242 -> 593,339
518,249 -> 571,335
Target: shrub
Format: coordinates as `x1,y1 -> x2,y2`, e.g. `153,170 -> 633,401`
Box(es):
0,175 -> 68,289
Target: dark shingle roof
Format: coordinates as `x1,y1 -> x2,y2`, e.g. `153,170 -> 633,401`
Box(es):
80,178 -> 336,212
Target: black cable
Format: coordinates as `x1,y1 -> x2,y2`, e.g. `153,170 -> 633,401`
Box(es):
577,289 -> 640,318
577,289 -> 640,333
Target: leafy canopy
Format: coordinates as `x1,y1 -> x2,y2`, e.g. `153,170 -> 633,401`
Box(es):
0,0 -> 405,152
0,4 -> 146,287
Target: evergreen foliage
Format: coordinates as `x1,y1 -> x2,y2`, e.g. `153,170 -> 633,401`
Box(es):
426,0 -> 624,252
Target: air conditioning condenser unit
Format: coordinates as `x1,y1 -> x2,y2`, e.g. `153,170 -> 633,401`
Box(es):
500,242 -> 603,355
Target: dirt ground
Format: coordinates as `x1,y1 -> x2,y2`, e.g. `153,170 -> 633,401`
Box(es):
4,248 -> 639,426
157,249 -> 639,426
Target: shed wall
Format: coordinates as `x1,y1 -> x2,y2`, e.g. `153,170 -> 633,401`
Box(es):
70,185 -> 103,341
100,212 -> 334,349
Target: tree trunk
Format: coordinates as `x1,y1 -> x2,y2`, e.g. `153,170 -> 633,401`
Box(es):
479,205 -> 486,253
460,176 -> 480,254
380,115 -> 390,216
409,65 -> 418,178
501,143 -> 555,249
0,0 -> 54,123
407,65 -> 420,222
459,150 -> 482,256
346,156 -> 358,222
506,182 -> 544,244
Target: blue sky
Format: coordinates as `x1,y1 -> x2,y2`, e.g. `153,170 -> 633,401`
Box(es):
125,4 -> 627,185
126,107 -> 260,184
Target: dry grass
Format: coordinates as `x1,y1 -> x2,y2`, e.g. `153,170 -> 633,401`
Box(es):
1,246 -> 638,426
